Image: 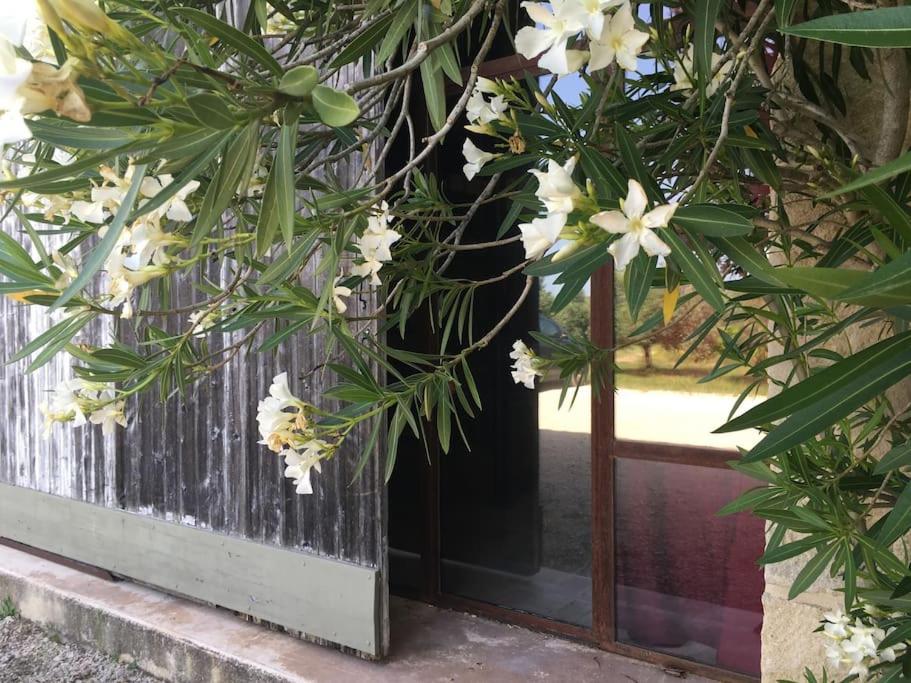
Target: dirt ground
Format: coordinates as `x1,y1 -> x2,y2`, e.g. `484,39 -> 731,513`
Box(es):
0,615 -> 157,683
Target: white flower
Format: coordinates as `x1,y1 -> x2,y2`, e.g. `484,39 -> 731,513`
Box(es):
282,440 -> 326,495
671,45 -> 733,98
39,377 -> 125,436
88,392 -> 126,436
188,308 -> 220,336
589,3 -> 649,72
560,0 -> 624,40
519,213 -> 565,259
333,276 -> 352,314
51,249 -> 78,289
139,175 -> 200,222
353,202 -> 401,286
515,1 -> 589,76
509,339 -> 544,389
462,138 -> 498,181
0,1 -> 38,47
590,178 -> 676,271
351,258 -> 384,286
466,87 -> 508,125
0,40 -> 34,145
529,157 -> 582,215
256,372 -> 306,452
823,610 -> 851,640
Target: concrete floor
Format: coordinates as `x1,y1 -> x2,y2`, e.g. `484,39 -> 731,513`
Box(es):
0,544 -> 709,682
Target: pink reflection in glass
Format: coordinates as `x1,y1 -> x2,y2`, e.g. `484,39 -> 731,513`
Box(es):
615,458 -> 764,676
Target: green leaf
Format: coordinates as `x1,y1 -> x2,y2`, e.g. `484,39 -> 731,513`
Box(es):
376,0 -> 419,65
53,164 -> 148,310
712,236 -> 784,285
694,0 -> 724,95
838,251 -> 911,305
874,442 -> 911,474
742,337 -> 911,462
860,185 -> 911,242
577,144 -> 626,200
789,542 -> 838,599
27,119 -> 135,149
879,480 -> 911,546
673,204 -> 755,237
823,149 -> 911,198
187,93 -> 237,129
775,0 -> 799,27
718,331 -> 911,433
311,85 -> 360,127
662,230 -> 725,311
192,122 -> 259,246
278,65 -> 318,97
257,110 -> 300,254
419,54 -> 446,131
330,13 -> 395,68
777,266 -> 911,306
780,7 -> 911,47
174,7 -> 282,76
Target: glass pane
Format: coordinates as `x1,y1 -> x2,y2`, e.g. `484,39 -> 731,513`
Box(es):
439,280 -> 592,628
614,280 -> 765,449
615,458 -> 764,676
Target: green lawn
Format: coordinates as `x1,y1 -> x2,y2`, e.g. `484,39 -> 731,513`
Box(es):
614,345 -> 767,397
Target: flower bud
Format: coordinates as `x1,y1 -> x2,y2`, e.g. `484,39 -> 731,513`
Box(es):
464,123 -> 495,136
552,239 -> 581,262
43,0 -> 111,34
508,133 -> 526,154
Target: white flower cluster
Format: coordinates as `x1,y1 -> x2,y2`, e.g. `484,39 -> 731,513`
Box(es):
510,339 -> 545,389
461,78 -> 506,181
515,0 -> 649,77
519,156 -> 676,271
671,45 -> 733,98
39,377 -> 126,437
823,609 -> 904,679
352,201 -> 401,286
69,164 -> 199,318
256,372 -> 329,495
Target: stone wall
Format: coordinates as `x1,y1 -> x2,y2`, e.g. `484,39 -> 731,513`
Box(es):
760,44 -> 911,681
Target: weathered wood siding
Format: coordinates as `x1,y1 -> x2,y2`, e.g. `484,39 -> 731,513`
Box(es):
0,0 -> 388,655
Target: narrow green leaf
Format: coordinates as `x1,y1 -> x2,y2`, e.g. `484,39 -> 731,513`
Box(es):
187,93 -> 236,129
874,442 -> 911,474
879,480 -> 911,546
823,149 -> 911,198
419,54 -> 446,131
694,0 -> 724,95
257,110 -> 299,254
662,230 -> 725,311
789,542 -> 838,599
673,204 -> 754,237
192,122 -> 259,246
781,7 -> 911,47
174,7 -> 283,76
377,0 -> 419,64
330,13 -> 395,68
743,341 -> 911,462
719,331 -> 911,433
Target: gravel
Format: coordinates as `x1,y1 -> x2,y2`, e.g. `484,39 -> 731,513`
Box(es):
0,615 -> 158,683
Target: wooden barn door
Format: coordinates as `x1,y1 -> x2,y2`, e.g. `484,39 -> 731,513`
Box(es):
0,0 -> 388,658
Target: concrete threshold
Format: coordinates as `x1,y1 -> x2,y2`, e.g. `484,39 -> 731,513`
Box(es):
0,544 -> 708,682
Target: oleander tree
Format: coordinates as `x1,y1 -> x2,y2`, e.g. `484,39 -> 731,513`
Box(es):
1,0 -> 911,676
